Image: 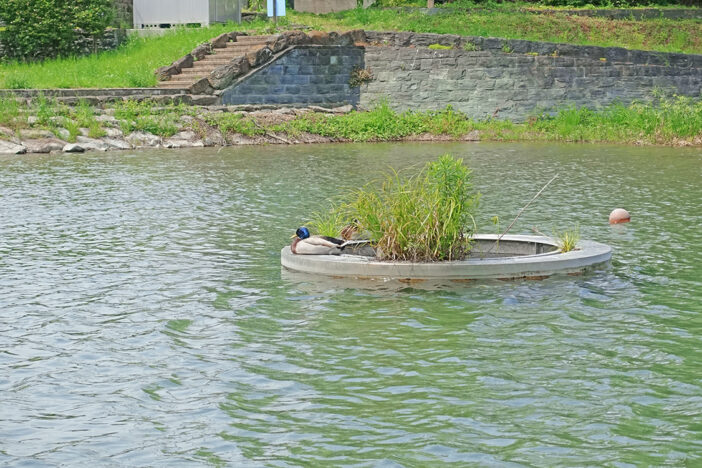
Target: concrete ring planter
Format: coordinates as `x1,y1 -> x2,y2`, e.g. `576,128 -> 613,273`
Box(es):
281,234 -> 612,280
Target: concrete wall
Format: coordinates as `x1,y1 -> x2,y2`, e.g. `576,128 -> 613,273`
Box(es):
221,45 -> 363,107
294,0 -> 357,14
360,32 -> 702,121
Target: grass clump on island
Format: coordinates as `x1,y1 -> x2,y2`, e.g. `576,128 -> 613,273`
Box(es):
310,154 -> 481,261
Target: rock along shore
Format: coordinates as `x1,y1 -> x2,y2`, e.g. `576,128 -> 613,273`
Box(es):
0,105 -> 480,155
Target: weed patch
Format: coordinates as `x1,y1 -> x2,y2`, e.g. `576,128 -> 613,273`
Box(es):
428,43 -> 453,50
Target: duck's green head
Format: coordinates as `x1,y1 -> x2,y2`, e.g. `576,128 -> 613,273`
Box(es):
296,227 -> 311,239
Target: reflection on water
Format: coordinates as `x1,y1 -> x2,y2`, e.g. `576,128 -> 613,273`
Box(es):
1,143 -> 701,466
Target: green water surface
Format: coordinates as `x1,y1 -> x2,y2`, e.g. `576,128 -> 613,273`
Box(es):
0,142 -> 700,466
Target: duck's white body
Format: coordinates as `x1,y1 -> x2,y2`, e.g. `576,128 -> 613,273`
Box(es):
291,235 -> 344,255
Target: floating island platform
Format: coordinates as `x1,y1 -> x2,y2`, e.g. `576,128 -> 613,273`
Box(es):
281,234 -> 612,281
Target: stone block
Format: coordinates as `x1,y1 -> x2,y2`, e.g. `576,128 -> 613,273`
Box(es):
282,31 -> 310,46
155,64 -> 180,81
211,33 -> 230,49
267,35 -> 289,53
247,47 -> 274,67
307,31 -> 331,45
174,54 -> 194,70
339,29 -> 366,46
209,58 -> 250,89
190,77 -> 214,95
264,74 -> 283,85
191,43 -> 212,61
267,64 -> 284,74
228,31 -> 247,42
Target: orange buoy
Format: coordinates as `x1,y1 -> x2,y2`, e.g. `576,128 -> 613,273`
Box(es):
609,208 -> 631,224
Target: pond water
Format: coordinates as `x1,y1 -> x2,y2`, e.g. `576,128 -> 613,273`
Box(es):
1,142 -> 701,466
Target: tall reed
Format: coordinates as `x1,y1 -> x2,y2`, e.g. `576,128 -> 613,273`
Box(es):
311,154 -> 481,261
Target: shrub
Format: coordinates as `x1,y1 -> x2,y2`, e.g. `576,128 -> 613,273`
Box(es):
0,0 -> 114,61
313,155 -> 481,262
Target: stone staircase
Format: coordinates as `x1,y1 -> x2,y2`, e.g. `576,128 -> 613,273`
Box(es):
158,35 -> 278,90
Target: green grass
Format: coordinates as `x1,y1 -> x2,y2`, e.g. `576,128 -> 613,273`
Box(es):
203,112 -> 266,139
290,9 -> 702,54
279,101 -> 471,141
282,95 -> 702,145
554,225 -> 580,253
428,43 -> 453,50
0,20 -> 271,89
113,99 -> 189,136
527,94 -> 702,143
1,95 -> 700,146
1,7 -> 700,89
432,0 -> 700,10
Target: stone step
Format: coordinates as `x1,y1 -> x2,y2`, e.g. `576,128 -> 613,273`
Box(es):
235,35 -> 277,43
209,49 -> 261,57
175,73 -> 213,80
198,59 -> 238,65
155,35 -> 277,88
204,52 -> 255,60
223,44 -> 263,50
158,82 -> 193,88
226,41 -> 267,48
179,69 -> 221,76
182,63 -> 232,71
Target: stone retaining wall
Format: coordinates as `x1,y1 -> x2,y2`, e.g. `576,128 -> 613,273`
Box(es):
0,88 -> 189,106
3,29 -> 700,121
220,46 -> 364,107
360,31 -> 702,121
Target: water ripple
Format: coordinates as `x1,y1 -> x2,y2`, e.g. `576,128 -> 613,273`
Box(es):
1,144 -> 701,466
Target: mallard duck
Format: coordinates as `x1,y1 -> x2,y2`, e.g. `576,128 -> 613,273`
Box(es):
340,220 -> 359,241
340,219 -> 372,241
291,227 -> 345,255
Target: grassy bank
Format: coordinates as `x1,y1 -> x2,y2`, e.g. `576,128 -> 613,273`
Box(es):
296,98 -> 702,145
1,8 -> 700,89
0,20 -> 270,89
292,9 -> 701,54
1,96 -> 700,147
